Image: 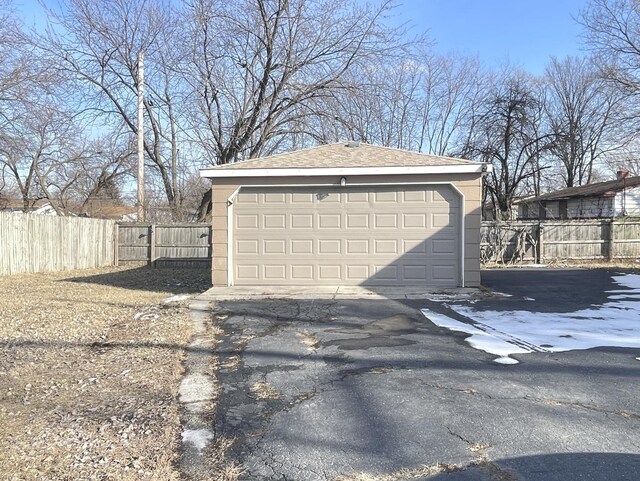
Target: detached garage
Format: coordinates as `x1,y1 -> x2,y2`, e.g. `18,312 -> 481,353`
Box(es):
200,142 -> 490,288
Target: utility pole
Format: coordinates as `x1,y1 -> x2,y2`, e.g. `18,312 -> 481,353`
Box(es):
137,51 -> 145,222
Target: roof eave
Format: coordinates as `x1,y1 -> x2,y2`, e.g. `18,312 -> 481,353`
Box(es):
199,164 -> 492,178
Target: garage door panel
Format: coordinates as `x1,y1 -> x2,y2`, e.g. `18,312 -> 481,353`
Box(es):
404,265 -> 427,280
291,214 -> 313,229
233,185 -> 460,286
318,239 -> 341,254
432,239 -> 456,254
236,214 -> 258,229
291,192 -> 314,203
403,213 -> 427,228
264,192 -> 286,203
319,214 -> 341,228
346,214 -> 369,228
432,264 -> 457,282
374,239 -> 398,255
237,239 -> 259,254
264,214 -> 286,229
291,239 -> 314,254
319,265 -> 341,280
375,191 -> 397,202
263,239 -> 286,254
346,265 -> 370,279
236,264 -> 259,280
374,214 -> 397,228
431,212 -> 456,228
403,190 -> 426,202
374,264 -> 398,281
237,192 -> 259,203
347,239 -> 370,254
291,265 -> 314,280
347,191 -> 368,202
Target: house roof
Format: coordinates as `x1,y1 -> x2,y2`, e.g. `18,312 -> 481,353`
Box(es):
521,175 -> 640,203
200,142 -> 490,178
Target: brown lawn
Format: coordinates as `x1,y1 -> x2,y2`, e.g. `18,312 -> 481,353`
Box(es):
0,266 -> 210,480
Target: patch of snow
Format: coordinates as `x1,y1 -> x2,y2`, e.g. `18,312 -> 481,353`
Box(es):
163,294 -> 191,304
422,274 -> 640,363
182,429 -> 214,452
492,291 -> 512,298
523,296 -> 535,301
421,308 -> 529,364
494,356 -> 520,365
133,312 -> 160,320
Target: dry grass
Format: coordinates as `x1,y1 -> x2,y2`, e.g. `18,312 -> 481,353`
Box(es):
0,266 -> 210,480
249,381 -> 282,400
296,331 -> 320,351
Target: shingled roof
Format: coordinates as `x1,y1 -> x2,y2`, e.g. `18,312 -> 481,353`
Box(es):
211,142 -> 476,169
521,175 -> 640,203
199,142 -> 492,179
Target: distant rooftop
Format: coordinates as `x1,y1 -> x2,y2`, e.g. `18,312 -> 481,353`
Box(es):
521,175 -> 640,203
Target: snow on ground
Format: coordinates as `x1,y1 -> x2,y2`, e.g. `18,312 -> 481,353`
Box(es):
162,294 -> 191,304
182,429 -> 214,452
422,274 -> 640,364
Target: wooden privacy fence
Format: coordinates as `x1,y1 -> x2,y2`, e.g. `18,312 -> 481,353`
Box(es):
116,223 -> 212,267
0,212 -> 115,276
481,219 -> 640,264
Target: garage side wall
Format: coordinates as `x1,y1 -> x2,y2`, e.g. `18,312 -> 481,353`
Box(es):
210,174 -> 482,287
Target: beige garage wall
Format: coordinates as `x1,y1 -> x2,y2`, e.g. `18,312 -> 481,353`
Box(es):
209,173 -> 483,287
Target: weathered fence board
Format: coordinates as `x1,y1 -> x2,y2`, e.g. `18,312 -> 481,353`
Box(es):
117,223 -> 212,266
481,219 -> 640,264
0,212 -> 115,276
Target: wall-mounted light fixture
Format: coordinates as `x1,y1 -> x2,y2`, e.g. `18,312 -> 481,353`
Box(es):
340,177 -> 347,186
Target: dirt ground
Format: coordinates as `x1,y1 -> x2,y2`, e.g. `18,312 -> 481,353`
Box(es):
0,266 -> 211,481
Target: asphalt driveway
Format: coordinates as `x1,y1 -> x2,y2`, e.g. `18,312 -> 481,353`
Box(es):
206,269 -> 640,481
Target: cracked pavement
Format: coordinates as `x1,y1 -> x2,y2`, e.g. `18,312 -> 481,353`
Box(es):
208,270 -> 640,481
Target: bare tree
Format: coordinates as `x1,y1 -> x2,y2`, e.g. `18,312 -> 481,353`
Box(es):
302,51 -> 485,160
462,71 -> 554,219
39,0 -> 193,219
187,0 -> 404,219
544,56 -> 623,188
581,0 -> 640,97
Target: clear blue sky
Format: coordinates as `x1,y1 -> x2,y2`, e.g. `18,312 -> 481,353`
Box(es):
16,0 -> 588,76
393,0 -> 588,74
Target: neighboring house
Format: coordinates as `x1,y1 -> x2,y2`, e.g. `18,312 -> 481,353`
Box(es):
517,171 -> 640,220
0,200 -> 58,215
200,142 -> 491,288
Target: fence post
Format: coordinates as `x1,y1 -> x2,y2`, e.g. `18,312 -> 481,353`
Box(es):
537,222 -> 544,264
608,219 -> 615,261
114,223 -> 119,267
149,224 -> 156,267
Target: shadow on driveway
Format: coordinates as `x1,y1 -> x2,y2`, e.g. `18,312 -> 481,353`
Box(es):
479,268 -> 639,313
206,296 -> 640,481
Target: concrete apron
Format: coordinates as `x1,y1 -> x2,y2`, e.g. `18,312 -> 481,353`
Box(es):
196,285 -> 478,301
179,299 -> 217,479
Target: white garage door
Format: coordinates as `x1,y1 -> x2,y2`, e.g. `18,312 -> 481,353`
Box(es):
231,185 -> 461,286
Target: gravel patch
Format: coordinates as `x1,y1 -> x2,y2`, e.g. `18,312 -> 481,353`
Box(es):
0,266 -> 210,480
